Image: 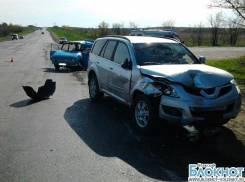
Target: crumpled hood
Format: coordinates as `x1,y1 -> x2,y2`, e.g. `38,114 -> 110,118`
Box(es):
51,50 -> 80,59
140,64 -> 234,89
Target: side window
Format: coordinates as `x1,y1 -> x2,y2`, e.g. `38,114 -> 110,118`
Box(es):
69,44 -> 76,51
62,44 -> 69,51
113,42 -> 130,64
92,39 -> 107,55
99,41 -> 108,57
103,41 -> 117,61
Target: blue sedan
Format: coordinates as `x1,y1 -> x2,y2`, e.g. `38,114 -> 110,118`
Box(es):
50,40 -> 94,70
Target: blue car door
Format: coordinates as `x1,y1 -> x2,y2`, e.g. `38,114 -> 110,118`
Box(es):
81,44 -> 93,67
50,44 -> 60,58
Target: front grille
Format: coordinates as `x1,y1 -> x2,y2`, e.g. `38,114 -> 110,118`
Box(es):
190,104 -> 234,118
202,88 -> 215,95
55,58 -> 73,63
218,85 -> 232,97
183,86 -> 202,96
183,83 -> 232,98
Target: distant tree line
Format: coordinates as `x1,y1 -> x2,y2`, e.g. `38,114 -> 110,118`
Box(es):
53,15 -> 245,47
189,12 -> 244,46
0,22 -> 23,37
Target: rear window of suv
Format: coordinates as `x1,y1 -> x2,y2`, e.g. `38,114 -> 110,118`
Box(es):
92,39 -> 107,56
103,41 -> 117,60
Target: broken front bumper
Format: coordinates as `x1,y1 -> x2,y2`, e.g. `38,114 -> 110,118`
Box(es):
158,84 -> 241,125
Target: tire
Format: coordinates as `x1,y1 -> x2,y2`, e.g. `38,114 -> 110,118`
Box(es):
54,64 -> 60,70
78,60 -> 86,70
89,74 -> 104,102
132,94 -> 159,134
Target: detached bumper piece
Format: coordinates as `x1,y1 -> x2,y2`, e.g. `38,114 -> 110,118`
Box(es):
22,79 -> 56,100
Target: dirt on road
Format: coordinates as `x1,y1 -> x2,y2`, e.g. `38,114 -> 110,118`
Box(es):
225,89 -> 245,142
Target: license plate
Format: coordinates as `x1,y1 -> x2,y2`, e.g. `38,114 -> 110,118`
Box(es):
58,63 -> 66,66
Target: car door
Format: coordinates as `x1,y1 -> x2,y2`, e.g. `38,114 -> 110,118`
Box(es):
81,44 -> 93,67
99,40 -> 118,91
50,43 -> 60,58
91,40 -> 117,91
108,42 -> 132,101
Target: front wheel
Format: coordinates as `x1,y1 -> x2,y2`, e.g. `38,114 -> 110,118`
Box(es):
54,64 -> 60,70
132,94 -> 159,134
78,60 -> 86,70
89,74 -> 104,102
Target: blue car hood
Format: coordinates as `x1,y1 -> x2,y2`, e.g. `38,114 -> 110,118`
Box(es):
51,50 -> 81,59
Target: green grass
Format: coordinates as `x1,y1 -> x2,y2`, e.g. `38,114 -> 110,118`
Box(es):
47,28 -> 95,41
0,27 -> 39,41
206,56 -> 245,87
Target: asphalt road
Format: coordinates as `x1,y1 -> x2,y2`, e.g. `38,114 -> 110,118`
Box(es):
0,30 -> 244,182
189,46 -> 245,60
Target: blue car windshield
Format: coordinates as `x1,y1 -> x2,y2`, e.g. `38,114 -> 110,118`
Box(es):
133,43 -> 199,65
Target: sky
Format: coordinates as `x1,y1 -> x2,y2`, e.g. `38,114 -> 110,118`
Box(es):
0,0 -> 234,28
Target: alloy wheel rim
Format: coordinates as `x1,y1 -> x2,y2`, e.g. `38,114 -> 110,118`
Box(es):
90,79 -> 96,97
135,101 -> 149,127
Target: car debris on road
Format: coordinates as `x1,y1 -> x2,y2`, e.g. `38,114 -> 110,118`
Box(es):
22,79 -> 56,100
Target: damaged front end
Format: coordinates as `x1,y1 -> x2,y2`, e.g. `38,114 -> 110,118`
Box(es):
132,73 -> 241,126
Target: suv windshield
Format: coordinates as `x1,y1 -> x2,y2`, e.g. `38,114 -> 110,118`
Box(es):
133,43 -> 199,65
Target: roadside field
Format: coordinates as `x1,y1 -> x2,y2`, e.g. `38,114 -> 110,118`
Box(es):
47,28 -> 95,43
0,27 -> 39,42
179,32 -> 245,47
206,56 -> 245,86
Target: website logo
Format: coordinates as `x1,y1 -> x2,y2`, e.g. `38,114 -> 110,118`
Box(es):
188,163 -> 244,181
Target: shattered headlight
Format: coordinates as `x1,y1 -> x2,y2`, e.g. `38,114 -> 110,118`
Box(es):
154,83 -> 180,98
230,79 -> 241,94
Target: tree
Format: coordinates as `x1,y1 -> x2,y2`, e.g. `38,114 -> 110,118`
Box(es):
0,22 -> 8,36
196,22 -> 204,46
128,22 -> 139,29
162,19 -> 176,29
208,12 -> 225,46
112,23 -> 122,35
227,17 -> 244,45
98,21 -> 109,36
190,27 -> 197,46
209,0 -> 245,22
61,25 -> 72,31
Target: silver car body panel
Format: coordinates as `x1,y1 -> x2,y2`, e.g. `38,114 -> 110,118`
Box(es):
158,84 -> 241,125
139,64 -> 234,89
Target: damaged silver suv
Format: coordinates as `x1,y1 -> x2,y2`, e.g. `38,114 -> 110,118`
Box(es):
87,36 -> 241,133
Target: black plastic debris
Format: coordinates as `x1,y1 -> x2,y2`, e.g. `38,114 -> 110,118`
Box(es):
22,79 -> 56,100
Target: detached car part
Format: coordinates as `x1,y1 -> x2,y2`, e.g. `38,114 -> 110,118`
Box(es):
22,79 -> 56,100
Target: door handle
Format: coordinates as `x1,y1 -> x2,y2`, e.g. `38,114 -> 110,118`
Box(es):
110,67 -> 113,70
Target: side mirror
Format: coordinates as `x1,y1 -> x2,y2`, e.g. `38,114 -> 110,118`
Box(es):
121,58 -> 132,70
199,56 -> 206,64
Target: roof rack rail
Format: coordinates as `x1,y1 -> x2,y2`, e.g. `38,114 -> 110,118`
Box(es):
103,35 -> 130,42
151,36 -> 181,43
